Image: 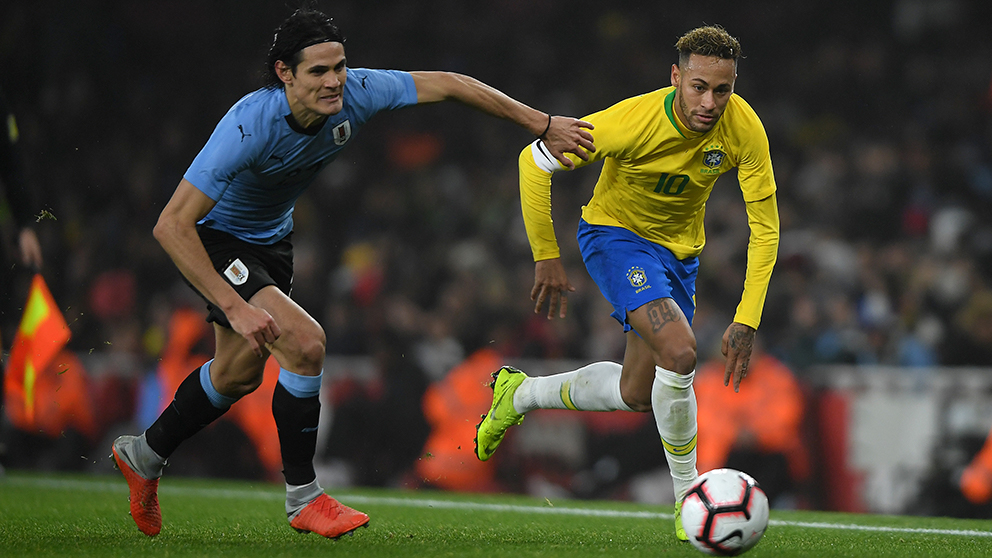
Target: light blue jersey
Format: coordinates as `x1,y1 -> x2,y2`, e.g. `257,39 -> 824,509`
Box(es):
184,68 -> 418,244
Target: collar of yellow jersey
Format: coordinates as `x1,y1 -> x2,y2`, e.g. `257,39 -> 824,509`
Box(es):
664,89 -> 704,140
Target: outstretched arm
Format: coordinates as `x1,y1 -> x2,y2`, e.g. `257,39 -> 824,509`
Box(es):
724,193 -> 780,391
153,179 -> 280,356
409,71 -> 595,169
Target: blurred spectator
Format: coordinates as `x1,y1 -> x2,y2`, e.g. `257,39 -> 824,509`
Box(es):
0,1 -> 989,373
940,290 -> 992,366
961,424 -> 992,506
3,350 -> 95,471
417,347 -> 501,492
323,329 -> 430,487
694,345 -> 810,507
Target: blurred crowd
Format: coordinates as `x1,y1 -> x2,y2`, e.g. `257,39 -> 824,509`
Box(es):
1,0 -> 992,505
3,0 -> 991,379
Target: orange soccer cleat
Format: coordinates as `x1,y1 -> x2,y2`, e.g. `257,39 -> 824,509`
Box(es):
289,493 -> 370,539
111,436 -> 162,537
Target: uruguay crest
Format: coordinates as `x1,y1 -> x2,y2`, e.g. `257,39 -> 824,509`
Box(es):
332,120 -> 352,146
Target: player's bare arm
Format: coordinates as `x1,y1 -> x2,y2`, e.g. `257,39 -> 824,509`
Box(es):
721,322 -> 755,392
532,257 -> 575,319
153,179 -> 281,356
409,71 -> 595,169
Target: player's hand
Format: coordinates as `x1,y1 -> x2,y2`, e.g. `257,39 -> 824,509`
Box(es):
532,258 -> 575,319
18,228 -> 43,270
542,116 -> 595,170
721,322 -> 755,392
227,302 -> 282,357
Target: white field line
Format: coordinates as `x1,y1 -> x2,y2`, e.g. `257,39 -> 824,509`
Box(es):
7,476 -> 992,538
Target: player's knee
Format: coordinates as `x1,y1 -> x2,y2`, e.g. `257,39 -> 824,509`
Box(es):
293,326 -> 327,375
666,344 -> 697,376
648,339 -> 697,376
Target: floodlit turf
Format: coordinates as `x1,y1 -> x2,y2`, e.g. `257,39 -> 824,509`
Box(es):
2,471 -> 992,557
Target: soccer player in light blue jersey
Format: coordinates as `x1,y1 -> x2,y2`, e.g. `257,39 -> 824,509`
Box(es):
111,7 -> 595,539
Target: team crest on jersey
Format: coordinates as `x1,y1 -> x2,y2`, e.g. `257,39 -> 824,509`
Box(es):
332,120 -> 352,146
703,145 -> 725,168
627,267 -> 648,288
224,258 -> 249,286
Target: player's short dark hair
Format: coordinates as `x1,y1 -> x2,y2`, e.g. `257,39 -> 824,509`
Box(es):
675,25 -> 742,68
264,7 -> 345,88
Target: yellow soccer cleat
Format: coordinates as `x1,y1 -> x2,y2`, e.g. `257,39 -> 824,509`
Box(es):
474,366 -> 527,461
675,500 -> 689,542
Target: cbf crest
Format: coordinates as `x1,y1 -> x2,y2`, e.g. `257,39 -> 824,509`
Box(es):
702,143 -> 726,169
627,267 -> 647,288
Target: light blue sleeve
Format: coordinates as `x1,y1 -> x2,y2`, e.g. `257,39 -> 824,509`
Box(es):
183,99 -> 266,201
347,68 -> 418,121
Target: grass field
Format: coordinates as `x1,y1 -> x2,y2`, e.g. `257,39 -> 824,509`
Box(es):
2,471 -> 992,557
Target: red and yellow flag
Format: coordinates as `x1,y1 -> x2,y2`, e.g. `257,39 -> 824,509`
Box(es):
4,274 -> 71,425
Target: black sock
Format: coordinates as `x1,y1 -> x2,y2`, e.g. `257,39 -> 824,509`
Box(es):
272,382 -> 320,486
145,368 -> 229,458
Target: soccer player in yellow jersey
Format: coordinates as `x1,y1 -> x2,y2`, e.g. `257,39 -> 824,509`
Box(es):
475,26 -> 779,541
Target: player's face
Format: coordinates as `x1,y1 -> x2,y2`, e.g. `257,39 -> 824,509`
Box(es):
279,41 -> 348,124
671,54 -> 736,133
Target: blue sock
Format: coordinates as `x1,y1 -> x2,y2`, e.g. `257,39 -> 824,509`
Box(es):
277,367 -> 322,398
199,360 -> 238,410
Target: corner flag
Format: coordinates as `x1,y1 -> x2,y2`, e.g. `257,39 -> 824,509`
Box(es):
4,273 -> 71,425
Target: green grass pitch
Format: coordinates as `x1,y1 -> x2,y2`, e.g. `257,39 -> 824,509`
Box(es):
2,471 -> 992,557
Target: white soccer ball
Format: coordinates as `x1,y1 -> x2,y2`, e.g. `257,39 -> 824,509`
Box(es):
680,468 -> 770,555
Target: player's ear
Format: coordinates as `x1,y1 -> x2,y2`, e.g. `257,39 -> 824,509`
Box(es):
670,64 -> 680,88
275,60 -> 294,85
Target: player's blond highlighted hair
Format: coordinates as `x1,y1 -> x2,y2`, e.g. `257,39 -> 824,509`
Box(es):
675,25 -> 742,67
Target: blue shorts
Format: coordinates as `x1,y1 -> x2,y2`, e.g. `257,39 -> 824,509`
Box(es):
577,219 -> 698,332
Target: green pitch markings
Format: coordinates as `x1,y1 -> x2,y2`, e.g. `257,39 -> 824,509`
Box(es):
7,474 -> 992,537
3,472 -> 992,557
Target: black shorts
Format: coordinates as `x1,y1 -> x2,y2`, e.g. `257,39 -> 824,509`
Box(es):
186,225 -> 294,329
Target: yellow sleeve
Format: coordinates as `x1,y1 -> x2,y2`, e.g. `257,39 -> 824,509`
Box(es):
733,193 -> 780,329
517,94 -> 649,261
518,145 -> 560,261
735,99 -> 777,203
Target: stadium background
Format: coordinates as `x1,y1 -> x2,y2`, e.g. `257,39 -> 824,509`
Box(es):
1,0 -> 992,518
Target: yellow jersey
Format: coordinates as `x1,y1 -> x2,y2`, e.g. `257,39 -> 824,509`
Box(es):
518,86 -> 780,329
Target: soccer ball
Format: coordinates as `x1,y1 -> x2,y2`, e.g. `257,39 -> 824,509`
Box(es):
680,468 -> 769,555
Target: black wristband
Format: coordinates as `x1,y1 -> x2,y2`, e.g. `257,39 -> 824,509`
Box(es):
539,113 -> 551,139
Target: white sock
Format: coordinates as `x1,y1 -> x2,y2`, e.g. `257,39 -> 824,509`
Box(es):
131,433 -> 167,478
285,478 -> 323,518
652,366 -> 698,502
512,361 -> 633,413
